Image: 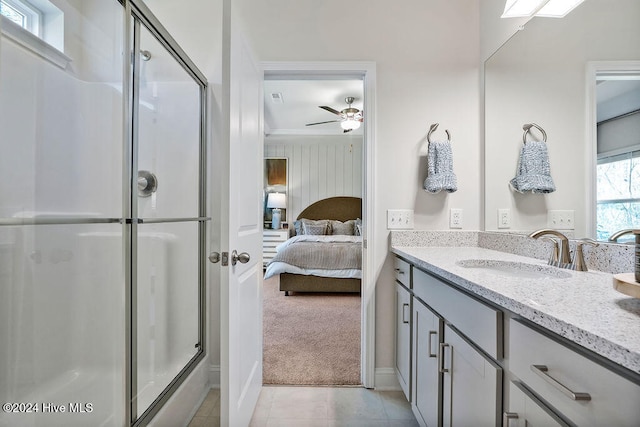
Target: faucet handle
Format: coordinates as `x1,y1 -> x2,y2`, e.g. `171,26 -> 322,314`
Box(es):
570,239 -> 599,272
539,237 -> 560,266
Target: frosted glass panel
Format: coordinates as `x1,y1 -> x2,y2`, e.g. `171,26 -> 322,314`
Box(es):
137,27 -> 200,219
0,224 -> 125,427
136,221 -> 199,416
0,0 -> 123,219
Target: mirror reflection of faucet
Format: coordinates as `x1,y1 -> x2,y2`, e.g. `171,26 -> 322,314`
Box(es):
608,229 -> 637,243
529,229 -> 599,272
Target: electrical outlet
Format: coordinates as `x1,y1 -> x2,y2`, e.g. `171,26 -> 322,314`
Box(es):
498,208 -> 511,229
548,210 -> 575,229
387,209 -> 414,230
449,208 -> 463,229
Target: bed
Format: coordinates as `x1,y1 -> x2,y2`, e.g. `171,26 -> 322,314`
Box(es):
264,196 -> 362,295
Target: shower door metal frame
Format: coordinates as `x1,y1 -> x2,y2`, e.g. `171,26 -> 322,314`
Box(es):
122,1 -> 209,426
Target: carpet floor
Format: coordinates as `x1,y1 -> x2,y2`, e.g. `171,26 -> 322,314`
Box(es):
262,275 -> 361,385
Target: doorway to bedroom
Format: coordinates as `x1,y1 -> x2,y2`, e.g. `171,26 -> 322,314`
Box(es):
261,73 -> 366,386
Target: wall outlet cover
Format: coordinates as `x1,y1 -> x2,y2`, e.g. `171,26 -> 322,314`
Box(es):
449,208 -> 463,229
498,208 -> 511,229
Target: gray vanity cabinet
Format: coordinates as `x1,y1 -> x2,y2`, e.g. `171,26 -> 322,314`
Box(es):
508,318 -> 640,426
412,297 -> 442,427
395,281 -> 412,400
504,381 -> 571,427
441,324 -> 502,427
412,267 -> 503,427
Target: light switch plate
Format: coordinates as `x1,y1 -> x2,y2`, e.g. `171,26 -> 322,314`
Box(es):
387,209 -> 414,230
548,210 -> 575,229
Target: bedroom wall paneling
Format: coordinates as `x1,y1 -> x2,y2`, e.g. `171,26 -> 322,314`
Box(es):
265,135 -> 363,222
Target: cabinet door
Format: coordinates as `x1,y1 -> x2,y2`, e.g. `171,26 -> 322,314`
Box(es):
395,283 -> 411,400
412,298 -> 442,427
442,324 -> 502,427
505,381 -> 571,427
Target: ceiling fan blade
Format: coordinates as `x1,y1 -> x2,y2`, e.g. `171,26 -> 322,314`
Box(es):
305,120 -> 341,126
319,106 -> 342,115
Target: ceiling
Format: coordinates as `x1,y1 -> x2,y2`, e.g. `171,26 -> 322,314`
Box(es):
596,78 -> 640,122
263,79 -> 364,136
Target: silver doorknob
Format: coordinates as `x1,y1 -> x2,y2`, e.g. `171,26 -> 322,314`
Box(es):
208,252 -> 220,263
231,250 -> 250,266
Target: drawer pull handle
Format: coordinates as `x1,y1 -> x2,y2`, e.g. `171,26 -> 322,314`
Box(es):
531,365 -> 591,401
427,330 -> 438,358
402,303 -> 410,324
439,343 -> 450,373
503,412 -> 518,426
394,268 -> 405,275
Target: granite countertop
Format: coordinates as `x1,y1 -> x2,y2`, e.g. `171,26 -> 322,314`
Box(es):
391,245 -> 640,376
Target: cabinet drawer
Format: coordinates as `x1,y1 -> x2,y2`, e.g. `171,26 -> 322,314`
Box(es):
413,268 -> 502,360
509,319 -> 640,426
394,257 -> 410,287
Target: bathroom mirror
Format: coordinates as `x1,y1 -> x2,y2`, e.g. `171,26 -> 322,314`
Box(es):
484,0 -> 640,240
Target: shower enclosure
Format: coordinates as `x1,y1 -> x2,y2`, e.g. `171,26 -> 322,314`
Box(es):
0,1 -> 208,426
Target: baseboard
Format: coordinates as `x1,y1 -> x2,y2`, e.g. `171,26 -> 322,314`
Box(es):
373,367 -> 401,391
209,364 -> 221,388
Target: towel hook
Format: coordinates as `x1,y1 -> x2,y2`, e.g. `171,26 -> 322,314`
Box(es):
522,123 -> 547,144
427,123 -> 451,144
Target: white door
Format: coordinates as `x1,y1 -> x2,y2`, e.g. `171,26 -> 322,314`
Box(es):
220,24 -> 264,427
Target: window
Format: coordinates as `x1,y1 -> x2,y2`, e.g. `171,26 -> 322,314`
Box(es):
0,0 -> 41,36
596,150 -> 640,241
0,0 -> 67,68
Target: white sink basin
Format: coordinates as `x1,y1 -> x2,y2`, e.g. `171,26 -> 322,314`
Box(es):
455,259 -> 572,279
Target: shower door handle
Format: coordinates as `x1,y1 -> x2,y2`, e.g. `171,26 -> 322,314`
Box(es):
208,252 -> 221,263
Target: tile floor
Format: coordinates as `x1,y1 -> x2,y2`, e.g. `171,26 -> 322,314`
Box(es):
189,386 -> 419,427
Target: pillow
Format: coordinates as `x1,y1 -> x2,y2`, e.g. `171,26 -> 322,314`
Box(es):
355,218 -> 362,236
302,222 -> 329,235
330,219 -> 356,235
295,219 -> 331,235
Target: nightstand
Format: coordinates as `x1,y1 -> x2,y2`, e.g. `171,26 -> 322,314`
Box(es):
263,229 -> 289,266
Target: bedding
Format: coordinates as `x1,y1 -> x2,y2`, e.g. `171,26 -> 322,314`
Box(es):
268,196 -> 362,295
264,235 -> 362,280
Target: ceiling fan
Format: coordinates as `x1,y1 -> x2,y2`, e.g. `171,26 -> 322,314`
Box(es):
305,96 -> 364,133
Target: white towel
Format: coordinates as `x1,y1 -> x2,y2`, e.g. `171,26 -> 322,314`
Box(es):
509,140 -> 556,193
424,140 -> 457,193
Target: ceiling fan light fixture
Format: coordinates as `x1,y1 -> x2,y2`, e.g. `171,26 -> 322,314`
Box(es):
341,118 -> 361,130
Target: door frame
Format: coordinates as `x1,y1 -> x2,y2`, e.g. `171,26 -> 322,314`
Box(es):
585,60 -> 640,239
262,61 -> 377,388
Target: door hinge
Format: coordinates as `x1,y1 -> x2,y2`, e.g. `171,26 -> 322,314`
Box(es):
221,251 -> 229,266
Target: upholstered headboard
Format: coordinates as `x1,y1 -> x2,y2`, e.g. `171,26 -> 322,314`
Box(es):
297,196 -> 362,222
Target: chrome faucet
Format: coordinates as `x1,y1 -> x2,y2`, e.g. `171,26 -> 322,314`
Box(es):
529,229 -> 599,271
608,229 -> 637,243
529,229 -> 572,268
570,239 -> 599,272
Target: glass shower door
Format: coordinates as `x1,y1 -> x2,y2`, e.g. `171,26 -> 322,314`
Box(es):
0,1 -> 125,426
131,20 -> 206,420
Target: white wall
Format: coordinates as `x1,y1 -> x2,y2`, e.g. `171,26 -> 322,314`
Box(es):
236,0 -> 481,375
265,135 -> 363,222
